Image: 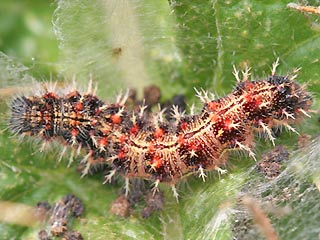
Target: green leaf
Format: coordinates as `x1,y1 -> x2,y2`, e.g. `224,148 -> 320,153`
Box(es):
0,0 -> 320,239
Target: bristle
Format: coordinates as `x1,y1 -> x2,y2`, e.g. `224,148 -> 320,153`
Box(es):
271,57 -> 280,76
198,166 -> 207,182
241,65 -> 251,82
171,184 -> 179,202
151,179 -> 160,195
124,178 -> 130,197
103,169 -> 116,184
259,121 -> 276,146
233,65 -> 241,83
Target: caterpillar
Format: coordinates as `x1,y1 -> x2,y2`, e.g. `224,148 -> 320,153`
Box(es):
9,60 -> 312,200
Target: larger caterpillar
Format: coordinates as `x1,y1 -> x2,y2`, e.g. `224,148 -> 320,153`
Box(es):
9,61 -> 312,199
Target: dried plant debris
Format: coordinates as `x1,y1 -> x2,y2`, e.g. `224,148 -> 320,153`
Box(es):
109,195 -> 131,218
297,133 -> 312,148
126,84 -> 186,118
256,145 -> 289,179
233,195 -> 279,240
143,85 -> 162,107
37,194 -> 84,240
61,230 -> 84,240
141,191 -> 165,218
233,137 -> 320,239
110,179 -> 164,218
287,3 -> 320,15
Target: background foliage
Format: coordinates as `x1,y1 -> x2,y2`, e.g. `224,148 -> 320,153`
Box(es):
0,0 -> 319,239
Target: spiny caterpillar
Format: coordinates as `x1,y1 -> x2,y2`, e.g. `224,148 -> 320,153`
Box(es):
9,60 -> 312,200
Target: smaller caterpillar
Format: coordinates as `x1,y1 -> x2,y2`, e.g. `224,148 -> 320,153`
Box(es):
9,60 -> 312,199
